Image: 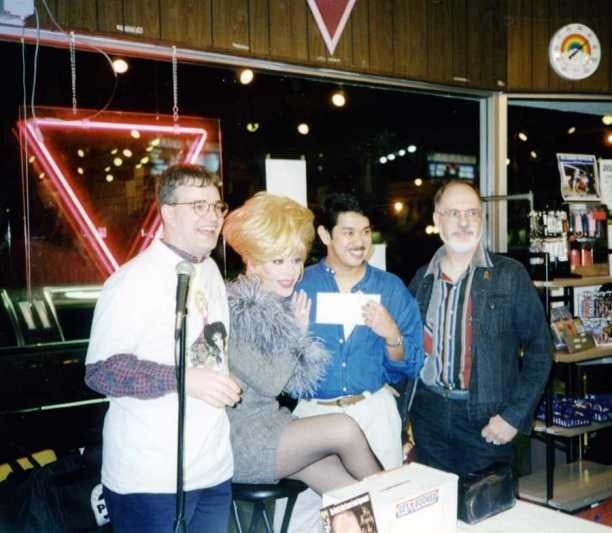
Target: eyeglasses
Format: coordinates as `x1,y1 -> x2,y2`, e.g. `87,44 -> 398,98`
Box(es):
168,199 -> 229,217
436,208 -> 482,221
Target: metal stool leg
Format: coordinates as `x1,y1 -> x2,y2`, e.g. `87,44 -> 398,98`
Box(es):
232,500 -> 244,533
279,493 -> 299,533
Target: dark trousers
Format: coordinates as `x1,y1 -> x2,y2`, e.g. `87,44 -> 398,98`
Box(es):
103,479 -> 232,533
411,383 -> 512,477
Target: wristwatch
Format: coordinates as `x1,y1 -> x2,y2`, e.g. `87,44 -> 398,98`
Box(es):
385,335 -> 403,348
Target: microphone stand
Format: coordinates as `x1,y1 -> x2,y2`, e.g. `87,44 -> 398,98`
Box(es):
174,311 -> 188,533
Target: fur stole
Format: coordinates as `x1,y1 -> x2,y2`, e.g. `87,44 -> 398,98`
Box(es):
227,275 -> 329,398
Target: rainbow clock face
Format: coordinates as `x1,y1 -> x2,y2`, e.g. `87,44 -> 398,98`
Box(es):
549,24 -> 601,80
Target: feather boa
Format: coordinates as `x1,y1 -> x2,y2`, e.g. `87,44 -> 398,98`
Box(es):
227,275 -> 329,398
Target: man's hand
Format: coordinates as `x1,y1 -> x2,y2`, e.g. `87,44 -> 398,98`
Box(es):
481,415 -> 518,445
186,367 -> 242,408
362,300 -> 400,341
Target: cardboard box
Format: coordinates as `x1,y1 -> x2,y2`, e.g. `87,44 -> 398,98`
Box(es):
321,462 -> 458,533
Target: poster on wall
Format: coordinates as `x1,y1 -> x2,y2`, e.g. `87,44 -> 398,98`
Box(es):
557,153 -> 600,202
599,158 -> 612,208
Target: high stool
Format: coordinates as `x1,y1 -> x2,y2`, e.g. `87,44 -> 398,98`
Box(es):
231,479 -> 308,533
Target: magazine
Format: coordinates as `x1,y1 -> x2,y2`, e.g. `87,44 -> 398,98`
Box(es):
550,305 -> 596,353
320,492 -> 378,533
573,287 -> 612,346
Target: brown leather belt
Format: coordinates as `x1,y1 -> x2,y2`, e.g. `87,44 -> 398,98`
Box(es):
316,393 -> 366,407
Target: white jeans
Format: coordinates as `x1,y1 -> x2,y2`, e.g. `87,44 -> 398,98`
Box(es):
273,385 -> 403,533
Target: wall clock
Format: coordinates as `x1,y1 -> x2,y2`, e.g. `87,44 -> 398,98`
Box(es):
548,24 -> 601,80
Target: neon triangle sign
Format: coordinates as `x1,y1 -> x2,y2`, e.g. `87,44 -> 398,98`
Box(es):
18,110 -> 211,278
307,0 -> 356,55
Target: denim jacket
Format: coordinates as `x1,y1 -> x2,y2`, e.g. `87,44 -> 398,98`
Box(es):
408,253 -> 552,434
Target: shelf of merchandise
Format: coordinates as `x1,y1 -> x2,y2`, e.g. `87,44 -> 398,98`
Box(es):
529,276 -> 612,511
554,345 -> 612,363
534,276 -> 612,289
518,461 -> 612,512
533,419 -> 612,438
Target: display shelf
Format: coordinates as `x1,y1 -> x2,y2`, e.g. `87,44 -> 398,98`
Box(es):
553,345 -> 612,363
518,461 -> 612,512
534,276 -> 612,289
533,419 -> 612,438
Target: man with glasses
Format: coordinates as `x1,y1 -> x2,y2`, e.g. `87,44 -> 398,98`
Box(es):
85,164 -> 241,532
405,180 -> 551,477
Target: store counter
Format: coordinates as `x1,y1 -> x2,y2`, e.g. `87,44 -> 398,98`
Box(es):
459,500 -> 609,532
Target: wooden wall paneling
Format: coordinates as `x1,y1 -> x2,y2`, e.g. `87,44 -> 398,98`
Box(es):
26,0 -> 56,30
248,0 -> 269,57
268,0 -> 308,62
506,0 -> 533,90
160,0 -> 212,49
451,0 -> 468,84
211,0 -> 250,53
427,0 -> 454,83
570,0 -> 609,92
368,0 -> 394,74
547,0 -> 574,92
351,0 -> 370,70
491,0 -> 508,89
96,0 -> 124,35
467,0 -> 507,89
306,8 -> 328,65
54,0 -> 97,31
123,0 -> 161,39
393,0 -> 428,79
531,0 -> 550,90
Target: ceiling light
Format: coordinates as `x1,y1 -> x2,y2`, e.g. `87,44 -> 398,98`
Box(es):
113,157 -> 123,166
398,149 -> 406,157
151,138 -> 160,146
77,149 -> 85,157
297,123 -> 309,135
28,155 -> 35,163
130,130 -> 140,139
246,122 -> 259,132
425,225 -> 435,235
38,172 -> 45,180
331,91 -> 346,107
606,133 -> 612,145
104,166 -> 111,172
567,126 -> 576,134
112,58 -> 129,74
145,146 -> 153,152
506,158 -> 510,166
140,156 -> 149,164
414,178 -> 423,186
407,145 -> 417,153
379,156 -> 388,164
77,167 -> 84,175
518,131 -> 528,141
530,150 -> 537,159
105,174 -> 114,183
393,201 -> 404,213
110,148 -> 118,154
135,163 -> 142,169
602,115 -> 612,126
387,153 -> 396,161
122,148 -> 133,158
239,69 -> 254,85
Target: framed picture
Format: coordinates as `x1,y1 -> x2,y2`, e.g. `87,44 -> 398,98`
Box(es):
557,153 -> 601,202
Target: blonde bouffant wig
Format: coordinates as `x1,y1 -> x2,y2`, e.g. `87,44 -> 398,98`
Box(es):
223,192 -> 315,264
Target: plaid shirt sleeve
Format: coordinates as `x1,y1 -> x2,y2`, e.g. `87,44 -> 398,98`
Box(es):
85,353 -> 177,399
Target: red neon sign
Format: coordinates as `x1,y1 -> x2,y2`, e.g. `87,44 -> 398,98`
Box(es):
19,111 -> 212,278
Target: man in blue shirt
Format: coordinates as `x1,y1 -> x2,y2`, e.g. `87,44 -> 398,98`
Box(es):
276,192 -> 423,533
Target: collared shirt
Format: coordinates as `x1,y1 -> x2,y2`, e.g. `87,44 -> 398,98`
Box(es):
420,243 -> 493,390
297,259 -> 423,399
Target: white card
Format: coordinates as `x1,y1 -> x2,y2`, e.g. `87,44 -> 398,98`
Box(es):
316,292 -> 381,339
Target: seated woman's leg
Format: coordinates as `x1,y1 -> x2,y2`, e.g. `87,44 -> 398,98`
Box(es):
274,413 -> 381,494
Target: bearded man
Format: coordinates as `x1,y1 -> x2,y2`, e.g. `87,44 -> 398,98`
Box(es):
405,180 -> 552,476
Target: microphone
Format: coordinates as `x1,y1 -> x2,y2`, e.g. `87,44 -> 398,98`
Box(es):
175,261 -> 195,339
